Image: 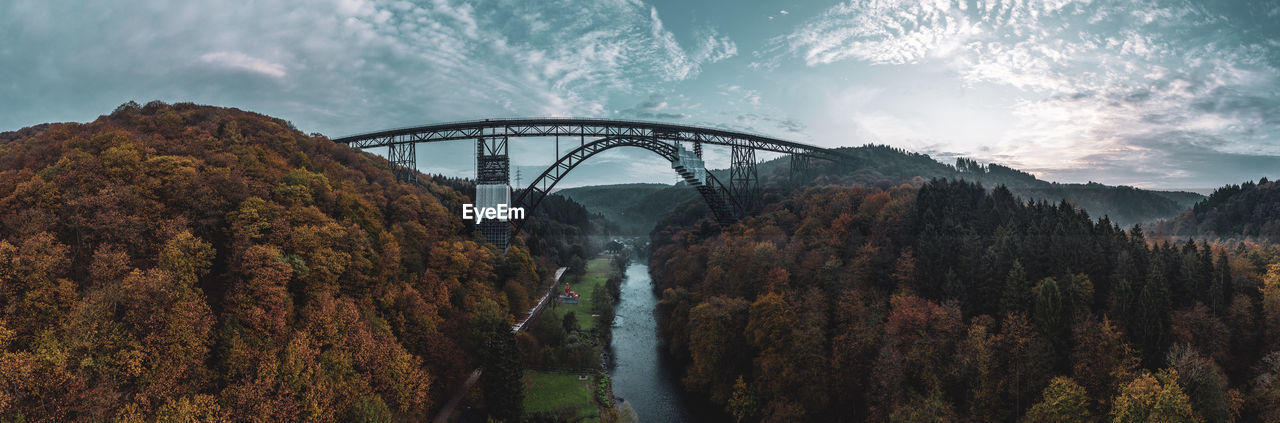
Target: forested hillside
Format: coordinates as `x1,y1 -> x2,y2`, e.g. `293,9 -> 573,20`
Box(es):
427,174 -> 607,277
519,192 -> 612,274
0,102 -> 560,421
1157,178 -> 1280,242
558,183 -> 697,235
649,179 -> 1280,422
759,145 -> 1203,226
570,145 -> 1201,235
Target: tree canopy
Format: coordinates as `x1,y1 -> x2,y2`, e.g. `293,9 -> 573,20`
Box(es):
0,102 -> 598,421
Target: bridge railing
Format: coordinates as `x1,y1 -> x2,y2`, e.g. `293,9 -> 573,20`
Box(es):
332,116 -> 809,147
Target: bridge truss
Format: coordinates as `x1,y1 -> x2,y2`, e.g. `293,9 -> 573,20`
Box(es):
333,118 -> 849,248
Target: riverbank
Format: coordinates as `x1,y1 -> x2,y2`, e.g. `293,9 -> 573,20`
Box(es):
521,255 -> 626,421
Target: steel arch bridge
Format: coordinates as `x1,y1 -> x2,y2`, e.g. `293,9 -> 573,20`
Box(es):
332,118 -> 850,248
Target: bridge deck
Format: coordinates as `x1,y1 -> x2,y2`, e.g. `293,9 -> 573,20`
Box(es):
332,117 -> 852,162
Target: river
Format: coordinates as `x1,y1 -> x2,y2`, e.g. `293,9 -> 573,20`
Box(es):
609,261 -> 722,422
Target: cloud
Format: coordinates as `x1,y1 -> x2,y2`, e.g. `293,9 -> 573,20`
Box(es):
635,112 -> 691,120
719,113 -> 807,135
0,0 -> 738,135
638,94 -> 668,111
694,28 -> 739,65
3,0 -> 1276,190
992,54 -> 1280,187
646,8 -> 738,81
618,94 -> 693,120
717,84 -> 762,106
1036,130 -> 1280,190
776,0 -> 990,66
770,0 -> 1280,188
200,51 -> 286,78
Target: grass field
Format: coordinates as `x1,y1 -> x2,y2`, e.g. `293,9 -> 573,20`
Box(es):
522,257 -> 616,420
522,370 -> 600,421
549,257 -> 612,331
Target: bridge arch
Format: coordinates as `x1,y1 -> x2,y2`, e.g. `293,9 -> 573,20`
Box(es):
332,118 -> 852,248
510,136 -> 739,239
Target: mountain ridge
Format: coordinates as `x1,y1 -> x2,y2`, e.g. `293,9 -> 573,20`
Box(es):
1154,177 -> 1280,242
559,143 -> 1205,232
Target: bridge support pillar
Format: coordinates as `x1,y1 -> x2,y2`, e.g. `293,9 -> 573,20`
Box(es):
389,142 -> 417,183
730,145 -> 758,216
476,136 -> 511,250
790,154 -> 813,186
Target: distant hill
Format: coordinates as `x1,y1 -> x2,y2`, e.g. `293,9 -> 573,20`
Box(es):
1154,178 -> 1280,242
753,144 -> 1204,227
557,183 -> 696,235
565,144 -> 1204,232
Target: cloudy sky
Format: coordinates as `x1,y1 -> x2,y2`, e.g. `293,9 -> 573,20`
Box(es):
3,0 -> 1278,190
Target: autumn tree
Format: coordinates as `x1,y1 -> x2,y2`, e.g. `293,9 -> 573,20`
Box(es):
116,269 -> 217,411
152,394 -> 222,422
887,390 -> 957,423
955,315 -> 1002,421
686,296 -> 750,405
1262,264 -> 1280,353
1071,317 -> 1140,412
1167,345 -> 1241,423
727,376 -> 759,423
829,290 -> 881,417
1225,295 -> 1259,379
227,245 -> 293,343
1024,376 -> 1091,423
158,231 -> 215,286
871,293 -> 962,420
1109,369 -> 1203,423
88,243 -> 132,286
1247,352 -> 1280,422
1001,312 -> 1054,419
1170,303 -> 1231,368
0,233 -> 76,345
